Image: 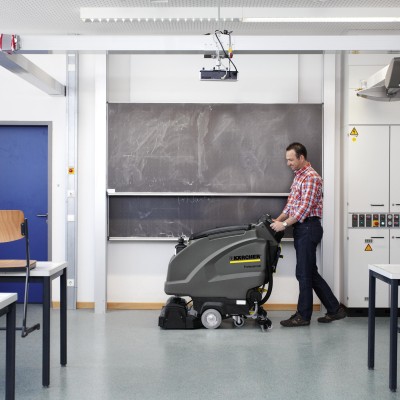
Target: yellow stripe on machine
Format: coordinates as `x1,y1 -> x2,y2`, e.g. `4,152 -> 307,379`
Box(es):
229,258 -> 261,264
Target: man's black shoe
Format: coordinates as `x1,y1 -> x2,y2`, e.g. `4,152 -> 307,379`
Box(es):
280,312 -> 310,327
317,306 -> 347,323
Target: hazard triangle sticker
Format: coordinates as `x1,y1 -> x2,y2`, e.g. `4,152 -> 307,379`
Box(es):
350,127 -> 359,137
365,244 -> 372,251
350,127 -> 359,142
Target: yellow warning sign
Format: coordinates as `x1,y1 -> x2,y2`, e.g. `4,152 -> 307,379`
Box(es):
365,244 -> 373,252
350,127 -> 359,137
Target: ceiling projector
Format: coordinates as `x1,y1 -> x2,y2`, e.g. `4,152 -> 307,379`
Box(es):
200,68 -> 238,81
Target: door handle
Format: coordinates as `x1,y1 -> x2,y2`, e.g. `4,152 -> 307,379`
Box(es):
36,214 -> 48,218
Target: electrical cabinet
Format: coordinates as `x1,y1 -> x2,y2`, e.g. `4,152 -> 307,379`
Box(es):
344,125 -> 400,309
347,126 -> 389,213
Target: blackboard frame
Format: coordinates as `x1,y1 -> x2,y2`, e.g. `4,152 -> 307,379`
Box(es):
107,103 -> 323,239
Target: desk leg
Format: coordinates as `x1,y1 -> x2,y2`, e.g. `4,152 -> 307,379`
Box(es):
6,302 -> 16,400
368,271 -> 376,370
43,277 -> 51,387
389,280 -> 398,392
60,268 -> 67,366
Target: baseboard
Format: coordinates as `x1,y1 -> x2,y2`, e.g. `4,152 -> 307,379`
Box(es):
52,301 -> 94,309
76,302 -> 95,309
52,301 -> 320,312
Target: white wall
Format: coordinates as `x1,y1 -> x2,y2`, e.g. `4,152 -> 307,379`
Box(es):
128,54 -> 299,103
104,53 -> 324,305
0,54 -> 67,298
108,53 -> 324,104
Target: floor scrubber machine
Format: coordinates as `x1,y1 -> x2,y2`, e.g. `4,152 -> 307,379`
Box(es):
158,214 -> 283,331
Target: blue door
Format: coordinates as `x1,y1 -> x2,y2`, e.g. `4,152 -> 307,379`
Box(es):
0,125 -> 48,302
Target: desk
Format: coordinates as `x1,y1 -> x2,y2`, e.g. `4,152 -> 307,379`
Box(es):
0,262 -> 67,387
368,264 -> 400,392
0,293 -> 17,400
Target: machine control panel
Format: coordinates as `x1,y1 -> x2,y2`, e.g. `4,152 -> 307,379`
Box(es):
349,213 -> 400,228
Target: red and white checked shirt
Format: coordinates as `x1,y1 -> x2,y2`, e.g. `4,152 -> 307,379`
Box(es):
283,163 -> 323,223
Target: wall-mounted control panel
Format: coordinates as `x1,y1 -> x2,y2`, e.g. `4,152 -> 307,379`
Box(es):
349,213 -> 400,228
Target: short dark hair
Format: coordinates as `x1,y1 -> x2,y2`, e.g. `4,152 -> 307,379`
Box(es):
286,142 -> 307,160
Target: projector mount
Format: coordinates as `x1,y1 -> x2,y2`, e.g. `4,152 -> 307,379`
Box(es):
200,30 -> 238,81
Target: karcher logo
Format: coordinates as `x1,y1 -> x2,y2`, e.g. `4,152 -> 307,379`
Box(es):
229,254 -> 261,264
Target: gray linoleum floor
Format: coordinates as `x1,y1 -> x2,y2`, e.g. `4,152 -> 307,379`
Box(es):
0,305 -> 399,400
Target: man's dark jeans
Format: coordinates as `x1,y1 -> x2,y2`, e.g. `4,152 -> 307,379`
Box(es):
293,217 -> 340,320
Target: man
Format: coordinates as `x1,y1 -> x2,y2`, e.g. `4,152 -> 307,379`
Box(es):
270,142 -> 346,327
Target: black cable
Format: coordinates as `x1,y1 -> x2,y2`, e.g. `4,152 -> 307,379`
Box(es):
215,30 -> 235,72
214,30 -> 238,72
259,241 -> 274,306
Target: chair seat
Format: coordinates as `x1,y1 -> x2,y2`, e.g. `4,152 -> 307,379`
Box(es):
0,259 -> 37,271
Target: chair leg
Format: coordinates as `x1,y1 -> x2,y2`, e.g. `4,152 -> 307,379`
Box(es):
20,218 -> 40,338
21,266 -> 40,338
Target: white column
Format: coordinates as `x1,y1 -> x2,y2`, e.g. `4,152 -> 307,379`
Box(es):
322,52 -> 342,300
94,52 -> 107,314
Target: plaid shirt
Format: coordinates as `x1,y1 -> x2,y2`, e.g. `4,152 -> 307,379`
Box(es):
283,163 -> 323,223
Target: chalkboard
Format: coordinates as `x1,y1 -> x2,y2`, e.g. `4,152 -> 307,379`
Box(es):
107,103 -> 322,238
108,195 -> 290,238
108,103 -> 322,193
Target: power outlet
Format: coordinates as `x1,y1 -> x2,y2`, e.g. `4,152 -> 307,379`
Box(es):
67,279 -> 75,287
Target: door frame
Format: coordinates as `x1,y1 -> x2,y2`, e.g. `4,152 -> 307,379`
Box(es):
0,121 -> 52,260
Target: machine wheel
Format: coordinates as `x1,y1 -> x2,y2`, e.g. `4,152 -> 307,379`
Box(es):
201,309 -> 222,329
233,316 -> 245,328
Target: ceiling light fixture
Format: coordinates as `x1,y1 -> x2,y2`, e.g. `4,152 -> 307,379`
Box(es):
80,7 -> 233,23
242,8 -> 400,23
243,17 -> 400,23
80,7 -> 400,24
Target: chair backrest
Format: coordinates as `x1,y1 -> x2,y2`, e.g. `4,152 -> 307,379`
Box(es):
0,210 -> 39,337
0,210 -> 25,243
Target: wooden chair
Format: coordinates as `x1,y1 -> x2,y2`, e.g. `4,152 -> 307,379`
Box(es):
0,210 -> 40,337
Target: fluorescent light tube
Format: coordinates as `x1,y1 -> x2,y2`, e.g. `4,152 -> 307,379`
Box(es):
243,17 -> 400,23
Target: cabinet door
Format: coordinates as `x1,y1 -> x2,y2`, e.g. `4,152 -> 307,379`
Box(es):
390,233 -> 400,307
390,126 -> 400,213
347,126 -> 389,213
390,232 -> 400,264
346,229 -> 389,307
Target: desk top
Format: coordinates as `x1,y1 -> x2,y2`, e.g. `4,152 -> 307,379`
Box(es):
369,264 -> 400,280
0,261 -> 67,277
0,293 -> 18,308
